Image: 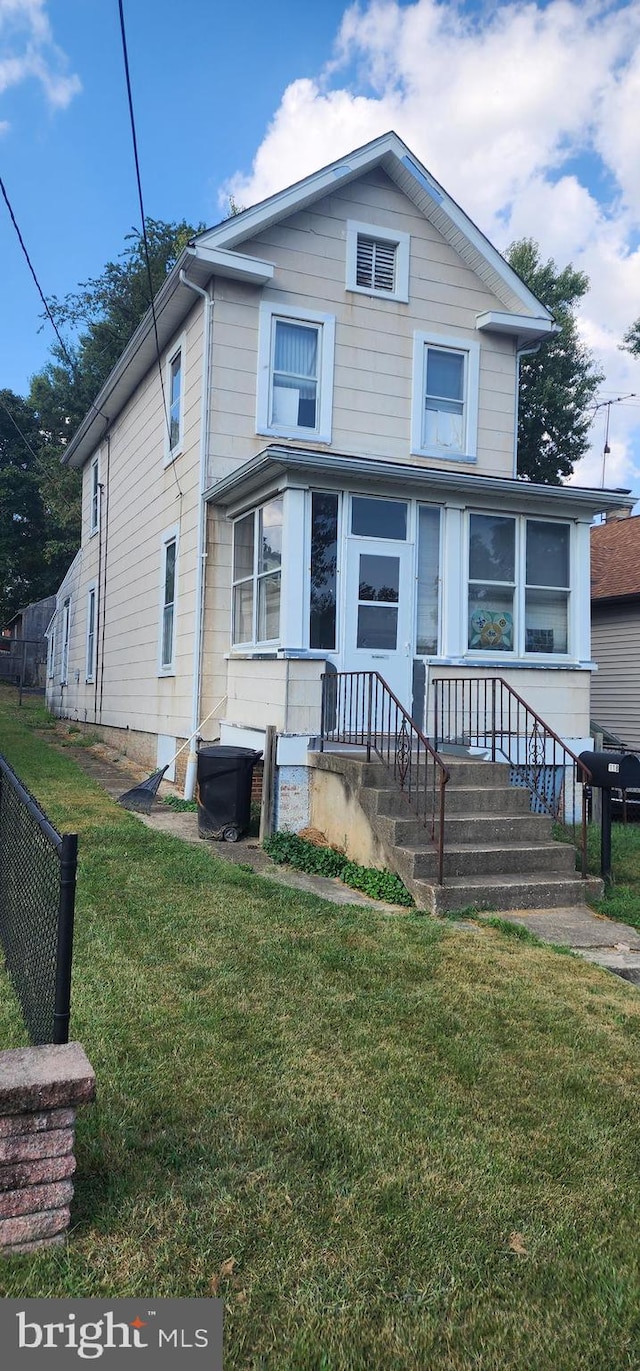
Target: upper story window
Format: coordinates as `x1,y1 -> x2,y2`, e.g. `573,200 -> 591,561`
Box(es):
89,456 -> 100,536
232,496 -> 283,647
256,304 -> 335,445
467,514 -> 571,656
165,335 -> 185,463
346,221 -> 410,302
61,598 -> 71,685
411,332 -> 480,462
86,586 -> 97,682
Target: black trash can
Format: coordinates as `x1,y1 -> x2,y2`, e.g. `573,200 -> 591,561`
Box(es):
197,744 -> 262,841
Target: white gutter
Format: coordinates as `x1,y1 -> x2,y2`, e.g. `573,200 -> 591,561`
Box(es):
179,270 -> 213,799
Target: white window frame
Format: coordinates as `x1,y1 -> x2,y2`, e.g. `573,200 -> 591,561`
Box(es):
256,303 -> 335,445
158,526 -> 179,675
465,512 -> 572,659
346,220 -> 410,303
89,456 -> 100,536
85,584 -> 97,683
231,496 -> 284,649
46,625 -> 55,680
61,598 -> 71,685
411,331 -> 480,462
164,333 -> 186,465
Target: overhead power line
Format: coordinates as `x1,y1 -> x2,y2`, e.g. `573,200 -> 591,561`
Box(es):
0,394 -> 42,464
0,174 -> 77,374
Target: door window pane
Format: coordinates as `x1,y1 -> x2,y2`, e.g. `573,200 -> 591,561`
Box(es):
416,505 -> 440,655
310,492 -> 338,650
357,605 -> 398,649
351,497 -> 407,540
358,554 -> 399,603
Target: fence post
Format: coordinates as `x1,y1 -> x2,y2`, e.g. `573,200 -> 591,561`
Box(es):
53,833 -> 78,1046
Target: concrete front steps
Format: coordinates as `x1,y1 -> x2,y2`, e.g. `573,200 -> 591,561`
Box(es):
310,751 -> 603,915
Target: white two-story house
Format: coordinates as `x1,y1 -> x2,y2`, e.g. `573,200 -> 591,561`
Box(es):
46,132 -> 632,832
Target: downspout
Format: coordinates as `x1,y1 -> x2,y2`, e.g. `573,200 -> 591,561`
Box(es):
513,340 -> 542,478
179,270 -> 214,799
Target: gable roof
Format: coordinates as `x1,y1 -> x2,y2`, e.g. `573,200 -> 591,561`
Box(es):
64,131 -> 555,471
591,515 -> 640,601
197,131 -> 554,328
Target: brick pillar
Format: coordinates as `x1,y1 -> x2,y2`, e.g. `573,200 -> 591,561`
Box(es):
0,1043 -> 95,1257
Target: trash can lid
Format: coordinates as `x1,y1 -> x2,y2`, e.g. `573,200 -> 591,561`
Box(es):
198,745 -> 262,759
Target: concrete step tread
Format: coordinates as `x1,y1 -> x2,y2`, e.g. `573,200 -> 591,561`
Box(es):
430,873 -> 591,890
398,840 -> 573,856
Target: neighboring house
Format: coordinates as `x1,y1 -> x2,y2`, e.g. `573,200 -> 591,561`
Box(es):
0,596 -> 56,689
591,512 -> 640,752
46,131 -> 633,828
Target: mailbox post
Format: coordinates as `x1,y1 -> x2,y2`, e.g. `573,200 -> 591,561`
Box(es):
579,750 -> 640,882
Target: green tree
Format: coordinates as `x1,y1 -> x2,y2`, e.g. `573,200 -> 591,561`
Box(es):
506,239 -> 603,483
621,318 -> 640,357
0,389 -> 72,624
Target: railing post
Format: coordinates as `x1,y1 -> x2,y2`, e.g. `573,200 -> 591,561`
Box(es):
366,674 -> 373,762
493,674 -> 498,762
581,778 -> 588,879
319,673 -> 326,751
437,774 -> 446,886
53,833 -> 78,1046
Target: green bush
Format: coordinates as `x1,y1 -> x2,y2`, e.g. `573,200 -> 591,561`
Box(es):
264,831 -> 414,906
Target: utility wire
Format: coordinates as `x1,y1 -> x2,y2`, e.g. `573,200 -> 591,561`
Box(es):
0,394 -> 42,465
117,0 -> 182,499
0,174 -> 78,374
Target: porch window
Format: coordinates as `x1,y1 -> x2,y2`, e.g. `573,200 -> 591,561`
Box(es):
525,521 -> 569,654
416,505 -> 441,655
256,304 -> 335,444
310,492 -> 338,651
232,496 -> 283,646
468,514 -> 515,651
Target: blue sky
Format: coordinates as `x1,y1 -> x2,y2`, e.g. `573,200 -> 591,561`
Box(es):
1,0 -> 640,493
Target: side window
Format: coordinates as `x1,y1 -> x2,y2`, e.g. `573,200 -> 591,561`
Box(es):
346,221 -> 410,302
61,598 -> 71,684
86,586 -> 97,682
90,457 -> 100,535
256,305 -> 335,444
411,333 -> 480,461
47,626 -> 55,679
165,335 -> 185,462
159,531 -> 178,673
468,514 -> 516,652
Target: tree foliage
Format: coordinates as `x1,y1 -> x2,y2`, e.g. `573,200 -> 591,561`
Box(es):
621,318 -> 640,357
506,239 -> 603,484
0,219 -> 200,622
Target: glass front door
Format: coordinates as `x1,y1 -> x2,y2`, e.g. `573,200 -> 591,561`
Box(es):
344,536 -> 413,707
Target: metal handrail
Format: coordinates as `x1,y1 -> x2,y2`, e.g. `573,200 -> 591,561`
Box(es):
320,670 -> 450,885
432,675 -> 592,877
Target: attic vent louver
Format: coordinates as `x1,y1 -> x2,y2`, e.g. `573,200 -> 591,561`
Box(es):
356,235 -> 397,293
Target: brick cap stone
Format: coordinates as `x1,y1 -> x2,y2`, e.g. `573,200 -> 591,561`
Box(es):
0,1044 -> 95,1115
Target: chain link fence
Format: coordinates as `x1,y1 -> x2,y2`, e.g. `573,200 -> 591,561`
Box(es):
0,753 -> 77,1045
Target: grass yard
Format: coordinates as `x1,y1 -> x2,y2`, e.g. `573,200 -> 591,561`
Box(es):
0,686 -> 639,1370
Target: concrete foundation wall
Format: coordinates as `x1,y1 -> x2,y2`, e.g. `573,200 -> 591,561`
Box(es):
308,760 -> 388,869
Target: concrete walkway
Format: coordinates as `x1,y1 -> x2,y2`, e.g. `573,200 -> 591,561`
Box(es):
63,739 -> 640,981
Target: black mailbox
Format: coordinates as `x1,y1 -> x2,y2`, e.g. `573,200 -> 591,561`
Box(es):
578,749 -> 640,882
579,750 -> 640,790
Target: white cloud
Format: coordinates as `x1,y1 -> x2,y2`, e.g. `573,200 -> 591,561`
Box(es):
222,0 -> 640,494
0,0 -> 81,116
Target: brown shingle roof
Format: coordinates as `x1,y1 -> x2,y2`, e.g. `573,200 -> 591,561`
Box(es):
591,516 -> 640,601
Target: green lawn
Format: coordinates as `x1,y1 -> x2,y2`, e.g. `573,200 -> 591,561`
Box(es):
1,687 -> 639,1370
